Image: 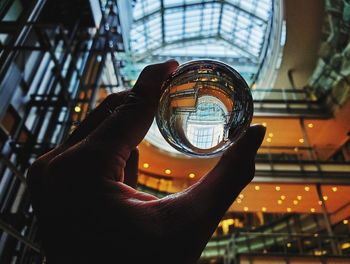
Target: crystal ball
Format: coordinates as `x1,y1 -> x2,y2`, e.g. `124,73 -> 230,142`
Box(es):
156,60 -> 253,157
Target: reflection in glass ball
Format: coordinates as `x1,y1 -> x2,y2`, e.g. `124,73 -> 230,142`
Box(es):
156,60 -> 253,157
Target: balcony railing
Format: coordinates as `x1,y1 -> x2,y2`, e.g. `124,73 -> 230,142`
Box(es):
201,232 -> 350,263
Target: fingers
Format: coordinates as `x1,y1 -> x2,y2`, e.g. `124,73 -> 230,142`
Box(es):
85,60 -> 179,161
123,148 -> 139,188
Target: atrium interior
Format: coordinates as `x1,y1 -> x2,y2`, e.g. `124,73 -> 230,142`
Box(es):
0,0 -> 350,263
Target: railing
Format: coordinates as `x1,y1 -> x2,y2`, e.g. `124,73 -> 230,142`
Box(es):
201,232 -> 350,263
251,88 -> 331,118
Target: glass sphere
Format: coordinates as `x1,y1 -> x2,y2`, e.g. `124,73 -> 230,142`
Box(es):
156,60 -> 253,157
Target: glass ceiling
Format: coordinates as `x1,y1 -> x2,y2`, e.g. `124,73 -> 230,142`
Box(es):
129,0 -> 274,84
124,0 -> 284,156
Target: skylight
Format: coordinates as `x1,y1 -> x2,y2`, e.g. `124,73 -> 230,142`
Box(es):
129,0 -> 275,85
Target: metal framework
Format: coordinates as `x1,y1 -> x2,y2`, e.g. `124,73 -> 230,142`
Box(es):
0,0 -> 125,262
129,0 -> 273,84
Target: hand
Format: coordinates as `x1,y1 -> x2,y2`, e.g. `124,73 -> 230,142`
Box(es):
27,60 -> 266,264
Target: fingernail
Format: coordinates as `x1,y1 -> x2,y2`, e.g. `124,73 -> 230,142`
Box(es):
164,59 -> 179,68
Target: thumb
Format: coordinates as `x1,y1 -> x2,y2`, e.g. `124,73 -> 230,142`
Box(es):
182,124 -> 266,218
215,124 -> 266,187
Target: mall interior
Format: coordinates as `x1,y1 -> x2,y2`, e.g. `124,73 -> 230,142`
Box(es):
0,0 -> 350,263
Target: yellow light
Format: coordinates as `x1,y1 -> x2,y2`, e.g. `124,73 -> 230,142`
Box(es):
287,242 -> 291,248
307,123 -> 314,128
74,106 -> 81,113
287,207 -> 292,212
323,195 -> 328,201
275,186 -> 281,191
255,185 -> 260,191
299,138 -> 305,144
342,243 -> 350,250
310,208 -> 315,213
189,173 -> 195,179
266,137 -> 272,143
236,198 -> 242,204
165,169 -> 171,175
262,122 -> 267,127
294,147 -> 299,152
318,201 -> 323,205
332,186 -> 338,192
297,195 -> 302,200
278,200 -> 283,205
269,133 -> 274,137
262,207 -> 267,212
293,200 -> 298,205
143,163 -> 150,169
304,186 -> 310,192
281,195 -> 286,200
243,207 -> 249,212
343,219 -> 349,225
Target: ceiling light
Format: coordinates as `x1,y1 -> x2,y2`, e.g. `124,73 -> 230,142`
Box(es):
269,133 -> 274,137
307,123 -> 314,128
280,195 -> 286,200
342,243 -> 350,250
287,208 -> 292,212
310,208 -> 315,213
255,185 -> 260,191
287,242 -> 291,248
275,186 -> 281,191
244,207 -> 249,212
239,194 -> 244,199
297,195 -> 302,200
299,138 -> 305,144
262,122 -> 267,127
304,186 -> 310,192
143,163 -> 150,169
189,173 -> 195,179
293,200 -> 298,205
323,195 -> 328,201
266,137 -> 272,143
262,207 -> 267,212
332,186 -> 337,192
74,106 -> 81,113
165,169 -> 171,175
294,147 -> 299,152
318,201 -> 323,205
236,199 -> 242,204
278,200 -> 283,205
343,219 -> 349,225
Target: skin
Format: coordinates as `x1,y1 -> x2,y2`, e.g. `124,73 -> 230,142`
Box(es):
27,60 -> 266,264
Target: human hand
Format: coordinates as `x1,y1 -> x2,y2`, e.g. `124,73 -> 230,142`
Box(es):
27,60 -> 265,264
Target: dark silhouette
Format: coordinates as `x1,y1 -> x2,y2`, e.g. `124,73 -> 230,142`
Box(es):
27,60 -> 266,264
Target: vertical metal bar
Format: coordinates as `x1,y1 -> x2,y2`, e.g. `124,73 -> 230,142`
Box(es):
316,183 -> 339,255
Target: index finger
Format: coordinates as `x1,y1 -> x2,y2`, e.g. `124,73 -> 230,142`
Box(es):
86,60 -> 179,161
